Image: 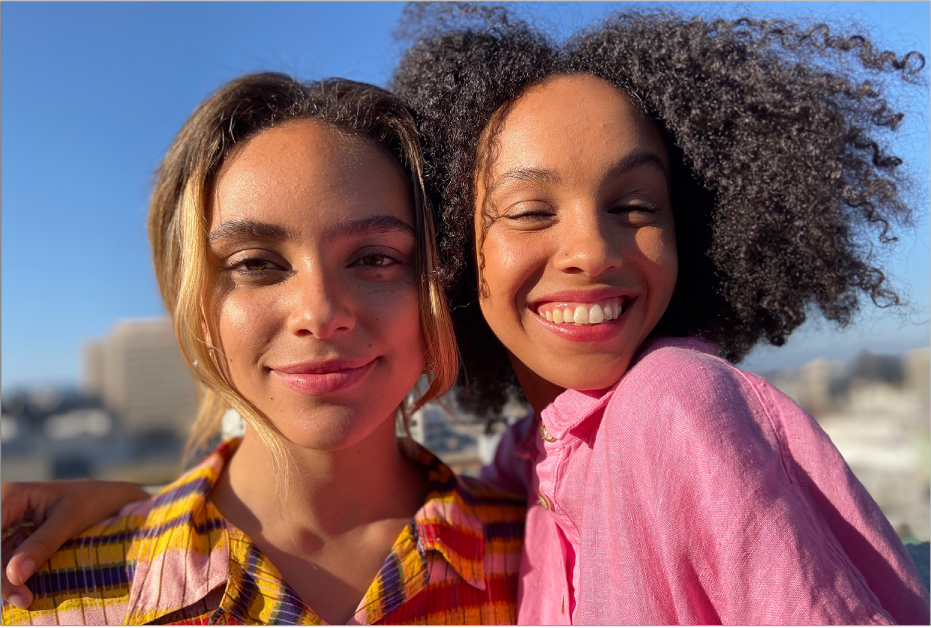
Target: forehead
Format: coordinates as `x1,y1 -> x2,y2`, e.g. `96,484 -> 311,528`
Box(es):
486,74 -> 667,179
210,120 -> 413,230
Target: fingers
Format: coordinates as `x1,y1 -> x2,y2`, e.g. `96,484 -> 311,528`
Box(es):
1,483 -> 36,531
5,503 -> 79,588
2,530 -> 34,609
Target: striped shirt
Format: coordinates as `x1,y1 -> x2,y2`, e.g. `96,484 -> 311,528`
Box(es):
1,439 -> 525,625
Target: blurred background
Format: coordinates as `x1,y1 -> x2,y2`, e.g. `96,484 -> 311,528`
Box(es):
2,2 -> 928,541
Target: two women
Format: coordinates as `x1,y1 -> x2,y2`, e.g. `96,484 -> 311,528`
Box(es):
4,6 -> 929,624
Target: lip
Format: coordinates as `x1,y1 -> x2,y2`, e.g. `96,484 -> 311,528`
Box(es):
270,358 -> 377,395
529,288 -> 632,307
529,294 -> 634,343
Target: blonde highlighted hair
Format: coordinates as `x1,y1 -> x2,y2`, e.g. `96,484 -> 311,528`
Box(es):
148,73 -> 457,469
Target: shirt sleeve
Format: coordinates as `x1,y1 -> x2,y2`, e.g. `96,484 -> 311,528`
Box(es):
478,413 -> 535,500
577,345 -> 930,625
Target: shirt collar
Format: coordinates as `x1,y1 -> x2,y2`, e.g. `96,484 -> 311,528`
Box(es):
124,438 -> 488,624
541,336 -> 716,440
124,439 -> 236,625
408,440 -> 488,591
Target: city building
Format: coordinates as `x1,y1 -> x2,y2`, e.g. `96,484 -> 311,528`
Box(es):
85,317 -> 198,437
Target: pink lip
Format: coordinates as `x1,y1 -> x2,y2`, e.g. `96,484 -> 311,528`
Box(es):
530,296 -> 635,343
271,358 -> 377,395
530,288 -> 631,307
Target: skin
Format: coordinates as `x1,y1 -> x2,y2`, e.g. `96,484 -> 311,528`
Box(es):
0,75 -> 678,611
2,120 -> 432,623
475,74 -> 678,414
206,120 -> 429,624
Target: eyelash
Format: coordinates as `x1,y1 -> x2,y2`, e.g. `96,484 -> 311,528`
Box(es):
609,201 -> 659,214
225,256 -> 283,276
220,247 -> 408,284
506,202 -> 659,221
350,249 -> 405,269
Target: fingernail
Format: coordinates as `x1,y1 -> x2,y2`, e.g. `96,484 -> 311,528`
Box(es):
9,594 -> 29,610
17,559 -> 35,582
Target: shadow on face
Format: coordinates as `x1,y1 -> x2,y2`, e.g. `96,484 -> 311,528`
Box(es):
473,74 -> 678,401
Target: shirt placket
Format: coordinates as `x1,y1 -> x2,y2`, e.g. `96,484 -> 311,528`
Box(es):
534,422 -> 579,624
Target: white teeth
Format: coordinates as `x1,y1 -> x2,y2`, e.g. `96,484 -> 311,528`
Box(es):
589,304 -> 604,324
539,298 -> 624,326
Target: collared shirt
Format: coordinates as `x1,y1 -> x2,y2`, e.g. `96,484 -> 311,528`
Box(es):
481,336 -> 930,625
2,439 -> 525,625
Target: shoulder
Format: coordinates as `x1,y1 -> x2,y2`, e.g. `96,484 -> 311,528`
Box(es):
3,444 -> 234,626
611,336 -> 793,424
598,337 -> 811,472
2,498 -> 155,625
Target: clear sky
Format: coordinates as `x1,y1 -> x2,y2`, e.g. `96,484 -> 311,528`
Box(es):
2,2 -> 929,392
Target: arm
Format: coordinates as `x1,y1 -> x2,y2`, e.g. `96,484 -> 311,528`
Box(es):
578,343 -> 929,624
478,412 -> 536,499
1,479 -> 148,609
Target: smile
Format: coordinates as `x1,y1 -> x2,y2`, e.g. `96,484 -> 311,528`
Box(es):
271,358 -> 377,395
536,297 -> 624,326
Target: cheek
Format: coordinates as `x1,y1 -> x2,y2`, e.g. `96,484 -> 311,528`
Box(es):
366,280 -> 424,359
215,292 -> 278,372
635,227 -> 678,298
478,230 -> 543,306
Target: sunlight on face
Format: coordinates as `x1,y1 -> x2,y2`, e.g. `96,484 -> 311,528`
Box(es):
207,121 -> 425,450
475,75 -> 678,395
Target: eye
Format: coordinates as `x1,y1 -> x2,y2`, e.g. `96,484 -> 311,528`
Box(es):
504,201 -> 556,221
355,254 -> 397,267
240,258 -> 274,271
608,199 -> 662,226
608,200 -> 658,215
348,246 -> 409,277
223,254 -> 287,282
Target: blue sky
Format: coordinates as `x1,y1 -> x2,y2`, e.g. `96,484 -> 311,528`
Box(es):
2,2 -> 929,392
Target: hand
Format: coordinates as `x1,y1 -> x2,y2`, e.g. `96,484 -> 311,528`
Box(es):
1,479 -> 149,609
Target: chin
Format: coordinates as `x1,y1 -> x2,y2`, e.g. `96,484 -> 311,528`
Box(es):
272,404 -> 396,452
538,360 -> 631,393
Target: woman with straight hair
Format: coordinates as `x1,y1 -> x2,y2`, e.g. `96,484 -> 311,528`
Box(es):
1,72 -> 524,625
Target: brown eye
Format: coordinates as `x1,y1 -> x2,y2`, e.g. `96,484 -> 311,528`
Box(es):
242,259 -> 271,271
358,255 -> 391,267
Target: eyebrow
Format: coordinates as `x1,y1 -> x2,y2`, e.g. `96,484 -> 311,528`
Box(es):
326,215 -> 416,239
486,167 -> 560,196
208,219 -> 292,242
486,148 -> 670,196
207,215 -> 415,243
607,149 -> 670,183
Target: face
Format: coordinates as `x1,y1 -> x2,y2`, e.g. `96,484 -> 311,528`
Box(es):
207,120 -> 424,450
475,74 -> 678,397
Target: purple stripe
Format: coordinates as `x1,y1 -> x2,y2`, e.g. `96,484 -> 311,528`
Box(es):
29,565 -> 129,598
484,519 -> 525,540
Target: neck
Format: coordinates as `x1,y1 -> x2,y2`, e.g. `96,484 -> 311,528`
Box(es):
507,352 -> 566,420
213,411 -> 427,544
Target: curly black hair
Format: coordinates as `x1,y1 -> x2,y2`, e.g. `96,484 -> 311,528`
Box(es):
390,3 -> 926,419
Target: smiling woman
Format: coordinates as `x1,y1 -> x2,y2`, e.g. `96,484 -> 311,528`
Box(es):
0,73 -> 525,625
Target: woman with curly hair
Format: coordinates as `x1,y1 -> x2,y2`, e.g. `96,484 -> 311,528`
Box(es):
3,5 -> 929,624
389,4 -> 929,623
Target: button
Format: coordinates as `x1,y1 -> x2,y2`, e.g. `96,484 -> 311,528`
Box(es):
537,492 -> 551,510
540,422 -> 556,442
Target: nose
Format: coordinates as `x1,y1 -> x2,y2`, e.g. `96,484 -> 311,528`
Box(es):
553,212 -> 623,277
287,268 -> 355,339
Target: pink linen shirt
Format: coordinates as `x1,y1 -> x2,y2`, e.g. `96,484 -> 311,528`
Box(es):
481,336 -> 930,624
